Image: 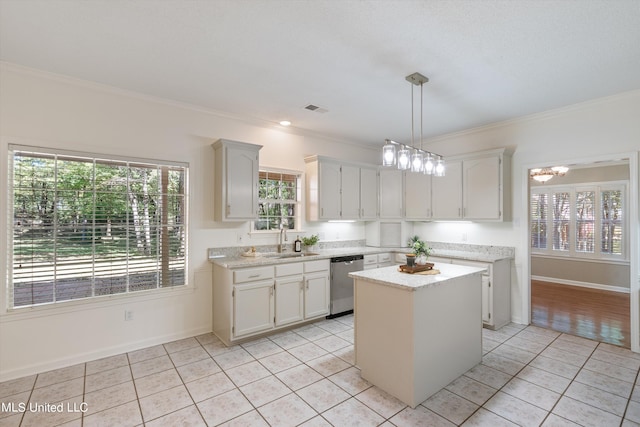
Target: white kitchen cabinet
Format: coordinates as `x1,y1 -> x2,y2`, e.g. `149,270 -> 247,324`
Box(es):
212,139 -> 262,222
434,257 -> 511,329
463,151 -> 511,221
233,280 -> 274,337
431,149 -> 511,221
379,169 -> 404,219
304,259 -> 330,319
305,156 -> 378,221
213,259 -> 330,345
360,167 -> 379,219
274,263 -> 304,327
363,254 -> 378,270
404,172 -> 432,220
431,160 -> 463,220
341,164 -> 361,219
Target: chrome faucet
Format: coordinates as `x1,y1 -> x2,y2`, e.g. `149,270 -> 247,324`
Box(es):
277,226 -> 288,253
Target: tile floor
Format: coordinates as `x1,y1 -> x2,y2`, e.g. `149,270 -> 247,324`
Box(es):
2,316 -> 640,426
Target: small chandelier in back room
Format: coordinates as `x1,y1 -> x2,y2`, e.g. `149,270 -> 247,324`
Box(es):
382,72 -> 445,176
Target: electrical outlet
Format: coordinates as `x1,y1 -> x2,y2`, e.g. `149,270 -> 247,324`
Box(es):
124,310 -> 134,321
236,232 -> 243,243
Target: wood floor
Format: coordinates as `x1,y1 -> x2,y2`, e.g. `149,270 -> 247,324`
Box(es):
531,280 -> 631,348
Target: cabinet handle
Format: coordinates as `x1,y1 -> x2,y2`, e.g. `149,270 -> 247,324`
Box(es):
270,285 -> 274,296
226,205 -> 231,215
306,280 -> 309,290
248,274 -> 260,278
458,208 -> 461,217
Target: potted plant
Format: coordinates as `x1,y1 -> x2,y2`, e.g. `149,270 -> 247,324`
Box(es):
301,234 -> 320,252
408,235 -> 431,265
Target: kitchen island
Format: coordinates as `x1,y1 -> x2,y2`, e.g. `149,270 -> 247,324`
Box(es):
349,263 -> 485,408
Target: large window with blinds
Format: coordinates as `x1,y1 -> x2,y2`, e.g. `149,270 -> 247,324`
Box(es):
530,183 -> 626,260
8,145 -> 188,309
254,169 -> 301,232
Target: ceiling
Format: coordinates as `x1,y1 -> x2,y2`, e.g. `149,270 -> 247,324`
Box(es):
1,0 -> 639,147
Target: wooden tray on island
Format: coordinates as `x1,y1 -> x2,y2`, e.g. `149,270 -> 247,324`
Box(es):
398,263 -> 434,274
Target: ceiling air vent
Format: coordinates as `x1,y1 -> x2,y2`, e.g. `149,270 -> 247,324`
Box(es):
304,104 -> 329,114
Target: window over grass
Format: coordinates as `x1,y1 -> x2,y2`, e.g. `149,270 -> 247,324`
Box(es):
8,145 -> 188,309
254,169 -> 301,232
530,183 -> 625,260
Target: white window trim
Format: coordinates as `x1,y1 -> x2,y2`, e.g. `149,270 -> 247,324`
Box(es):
531,180 -> 628,261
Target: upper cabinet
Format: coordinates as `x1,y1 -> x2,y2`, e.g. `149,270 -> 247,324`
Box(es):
213,139 -> 262,222
359,166 -> 379,220
305,156 -> 375,221
431,149 -> 511,221
379,169 -> 404,219
404,171 -> 433,220
431,160 -> 463,220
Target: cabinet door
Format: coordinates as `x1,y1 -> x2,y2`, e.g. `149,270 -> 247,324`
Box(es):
226,146 -> 259,220
319,161 -> 341,219
379,169 -> 404,218
233,281 -> 274,337
404,172 -> 432,220
275,276 -> 304,327
431,160 -> 462,220
305,272 -> 330,318
341,164 -> 361,219
464,156 -> 501,220
360,167 -> 378,219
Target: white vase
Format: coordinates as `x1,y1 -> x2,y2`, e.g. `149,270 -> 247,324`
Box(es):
416,254 -> 428,265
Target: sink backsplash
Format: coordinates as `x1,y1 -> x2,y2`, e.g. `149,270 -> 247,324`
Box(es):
208,239 -> 366,259
427,241 -> 515,258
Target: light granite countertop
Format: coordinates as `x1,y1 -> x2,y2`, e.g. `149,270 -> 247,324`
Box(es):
209,245 -> 513,269
349,263 -> 485,291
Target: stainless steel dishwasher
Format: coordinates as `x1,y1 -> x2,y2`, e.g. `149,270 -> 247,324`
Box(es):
328,254 -> 364,318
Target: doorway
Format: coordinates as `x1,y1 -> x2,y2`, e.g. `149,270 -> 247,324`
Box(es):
526,157 -> 637,350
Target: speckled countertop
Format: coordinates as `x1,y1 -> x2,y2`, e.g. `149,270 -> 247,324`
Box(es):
349,263 -> 485,291
209,245 -> 513,269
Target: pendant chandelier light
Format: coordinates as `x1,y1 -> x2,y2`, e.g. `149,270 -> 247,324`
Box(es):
382,72 -> 445,176
530,166 -> 569,183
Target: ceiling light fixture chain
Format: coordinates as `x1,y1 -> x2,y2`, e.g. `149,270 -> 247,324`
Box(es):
383,72 -> 445,176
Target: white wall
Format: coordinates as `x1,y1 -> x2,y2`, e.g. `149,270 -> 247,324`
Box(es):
414,90 -> 640,333
0,64 -> 377,381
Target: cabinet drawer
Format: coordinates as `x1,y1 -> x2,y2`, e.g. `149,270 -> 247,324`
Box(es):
364,255 -> 377,266
233,266 -> 274,284
377,253 -> 392,263
304,259 -> 330,273
275,262 -> 304,277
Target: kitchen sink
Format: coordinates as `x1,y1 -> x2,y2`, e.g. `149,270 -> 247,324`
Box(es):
265,252 -> 320,259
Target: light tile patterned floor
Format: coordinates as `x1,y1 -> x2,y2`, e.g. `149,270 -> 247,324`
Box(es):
2,317 -> 640,426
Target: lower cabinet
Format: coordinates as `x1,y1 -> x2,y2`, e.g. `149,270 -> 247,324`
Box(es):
213,259 -> 330,345
234,280 -> 275,337
430,256 -> 511,330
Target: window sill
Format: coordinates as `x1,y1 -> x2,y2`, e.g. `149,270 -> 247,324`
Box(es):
0,284 -> 194,323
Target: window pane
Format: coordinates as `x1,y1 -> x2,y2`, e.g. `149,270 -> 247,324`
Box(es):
601,190 -> 623,255
553,192 -> 570,251
530,193 -> 547,249
255,170 -> 301,231
575,191 -> 595,253
10,148 -> 188,308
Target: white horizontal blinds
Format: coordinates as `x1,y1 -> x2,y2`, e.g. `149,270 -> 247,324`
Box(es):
575,190 -> 595,253
530,183 -> 626,260
601,189 -> 623,255
10,146 -> 187,308
552,192 -> 571,252
530,192 -> 547,250
257,170 -> 300,231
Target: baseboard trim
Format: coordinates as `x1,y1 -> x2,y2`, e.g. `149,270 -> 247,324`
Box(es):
532,275 -> 630,294
0,326 -> 212,383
